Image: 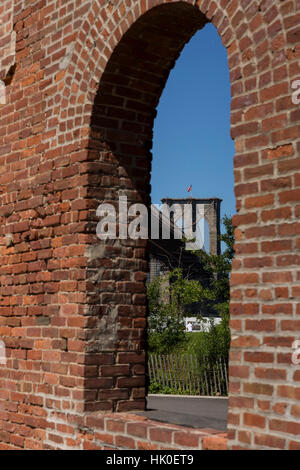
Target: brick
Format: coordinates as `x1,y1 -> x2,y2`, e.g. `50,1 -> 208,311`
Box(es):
289,441 -> 300,450
229,365 -> 249,379
290,404 -> 300,420
262,144 -> 294,160
279,189 -> 300,204
106,420 -> 125,433
114,435 -> 136,449
261,83 -> 289,102
254,433 -> 285,449
270,419 -> 300,435
261,207 -> 292,222
202,436 -> 227,450
149,427 -> 173,444
245,319 -> 276,332
261,240 -> 292,255
277,386 -> 300,400
262,271 -> 293,283
243,413 -> 266,429
229,396 -> 254,409
245,194 -> 274,209
126,422 -> 148,439
244,383 -> 274,396
255,368 -> 286,381
262,114 -> 287,132
136,440 -> 159,450
173,432 -> 200,448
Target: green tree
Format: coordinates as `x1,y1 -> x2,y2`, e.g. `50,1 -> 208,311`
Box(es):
147,215 -> 235,358
193,215 -> 234,306
147,268 -> 203,354
191,214 -> 235,360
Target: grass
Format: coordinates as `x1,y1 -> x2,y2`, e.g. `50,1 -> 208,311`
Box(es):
175,332 -> 206,355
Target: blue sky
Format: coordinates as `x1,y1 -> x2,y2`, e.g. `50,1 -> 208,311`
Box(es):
151,23 -> 236,230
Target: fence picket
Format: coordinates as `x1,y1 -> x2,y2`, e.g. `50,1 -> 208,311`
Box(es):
175,354 -> 181,392
187,356 -> 191,394
195,356 -> 201,395
168,355 -> 174,389
219,357 -> 226,395
203,356 -> 210,395
223,357 -> 228,391
155,354 -> 161,386
183,355 -> 189,393
212,360 -> 218,395
150,355 -> 155,383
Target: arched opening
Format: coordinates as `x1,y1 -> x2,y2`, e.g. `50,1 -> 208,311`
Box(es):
145,25 -> 232,424
85,2 -> 232,414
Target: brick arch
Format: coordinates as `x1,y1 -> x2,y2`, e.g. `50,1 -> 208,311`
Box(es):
55,0 -> 299,449
55,0 -> 246,123
64,0 -> 300,450
83,2 -> 211,414
55,0 -> 292,125
74,0 -> 300,450
0,0 -> 299,451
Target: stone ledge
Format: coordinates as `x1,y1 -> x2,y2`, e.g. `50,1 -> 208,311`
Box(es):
79,412 -> 228,450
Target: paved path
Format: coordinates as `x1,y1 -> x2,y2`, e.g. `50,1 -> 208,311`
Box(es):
138,395 -> 228,431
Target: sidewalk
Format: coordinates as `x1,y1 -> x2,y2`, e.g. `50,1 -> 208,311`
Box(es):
136,394 -> 228,431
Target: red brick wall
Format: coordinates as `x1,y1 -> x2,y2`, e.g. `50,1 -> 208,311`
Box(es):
0,0 -> 299,450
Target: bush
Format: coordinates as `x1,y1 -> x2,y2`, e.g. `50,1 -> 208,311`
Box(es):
148,382 -> 174,394
148,381 -> 202,396
147,269 -> 202,354
195,310 -> 230,362
148,320 -> 187,354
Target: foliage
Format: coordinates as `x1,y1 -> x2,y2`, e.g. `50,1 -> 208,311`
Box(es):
173,319 -> 230,362
193,314 -> 230,362
147,269 -> 203,354
176,332 -> 205,354
192,214 -> 235,307
190,215 -> 235,361
168,268 -> 204,316
148,381 -> 202,396
148,382 -> 174,395
147,215 -> 235,359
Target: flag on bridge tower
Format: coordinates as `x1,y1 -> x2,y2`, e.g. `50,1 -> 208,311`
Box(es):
187,185 -> 192,193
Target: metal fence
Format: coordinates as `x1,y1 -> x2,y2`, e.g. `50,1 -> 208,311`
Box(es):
148,354 -> 228,396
